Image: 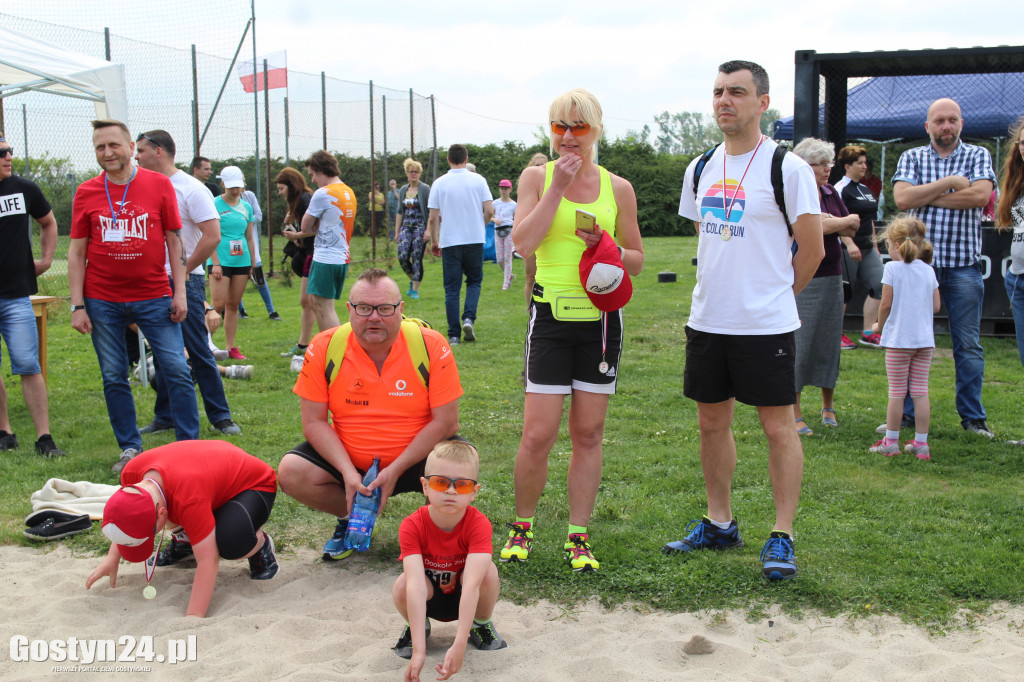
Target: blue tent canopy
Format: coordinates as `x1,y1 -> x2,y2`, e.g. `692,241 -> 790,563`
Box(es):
773,73 -> 1024,141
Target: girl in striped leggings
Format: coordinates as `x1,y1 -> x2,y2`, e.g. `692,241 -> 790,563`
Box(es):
869,215 -> 941,460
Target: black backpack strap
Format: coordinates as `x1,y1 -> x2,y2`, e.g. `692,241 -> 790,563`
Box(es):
692,144 -> 721,200
771,145 -> 792,236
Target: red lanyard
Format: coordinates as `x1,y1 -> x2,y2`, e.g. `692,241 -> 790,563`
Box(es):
723,135 -> 765,221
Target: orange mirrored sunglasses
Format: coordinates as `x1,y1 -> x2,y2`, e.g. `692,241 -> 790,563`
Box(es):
425,475 -> 477,494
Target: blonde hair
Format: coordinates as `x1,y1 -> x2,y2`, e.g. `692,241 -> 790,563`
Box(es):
877,214 -> 934,265
528,152 -> 548,167
425,439 -> 479,478
548,88 -> 603,156
403,157 -> 422,173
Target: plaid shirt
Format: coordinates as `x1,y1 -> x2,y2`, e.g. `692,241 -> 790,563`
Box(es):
892,141 -> 995,268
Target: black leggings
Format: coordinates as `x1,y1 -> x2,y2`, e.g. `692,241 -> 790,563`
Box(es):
213,489 -> 276,560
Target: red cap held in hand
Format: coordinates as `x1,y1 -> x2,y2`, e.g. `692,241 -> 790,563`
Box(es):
579,231 -> 632,312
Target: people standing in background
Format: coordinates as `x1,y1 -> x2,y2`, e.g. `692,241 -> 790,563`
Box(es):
278,167 -> 316,358
395,159 -> 431,301
369,181 -> 385,239
790,138 -> 858,435
492,179 -> 517,290
427,145 -> 493,345
190,156 -> 222,197
995,116 -> 1024,446
834,145 -> 883,349
892,97 -> 996,438
236,184 -> 280,321
209,166 -> 258,361
133,129 -> 241,438
0,134 -> 66,457
69,120 -> 199,473
387,178 -> 401,241
288,151 -> 356,333
869,216 -> 940,460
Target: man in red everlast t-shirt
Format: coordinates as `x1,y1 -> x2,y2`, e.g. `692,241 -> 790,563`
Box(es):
68,120 -> 200,474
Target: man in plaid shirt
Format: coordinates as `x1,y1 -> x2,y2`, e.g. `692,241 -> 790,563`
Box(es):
892,98 -> 996,438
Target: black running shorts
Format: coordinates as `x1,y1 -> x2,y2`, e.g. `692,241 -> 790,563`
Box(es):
683,326 -> 796,406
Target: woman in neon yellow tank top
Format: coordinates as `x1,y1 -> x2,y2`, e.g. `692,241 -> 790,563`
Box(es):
503,89 -> 644,572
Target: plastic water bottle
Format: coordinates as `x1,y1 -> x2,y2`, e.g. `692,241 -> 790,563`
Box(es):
344,458 -> 381,552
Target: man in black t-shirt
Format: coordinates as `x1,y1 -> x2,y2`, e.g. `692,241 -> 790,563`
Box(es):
0,136 -> 65,457
190,155 -> 222,197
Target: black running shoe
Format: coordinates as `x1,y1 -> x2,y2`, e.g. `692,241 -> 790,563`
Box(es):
468,621 -> 508,651
35,434 -> 66,458
248,532 -> 279,580
392,621 -> 431,659
155,535 -> 195,566
0,431 -> 18,450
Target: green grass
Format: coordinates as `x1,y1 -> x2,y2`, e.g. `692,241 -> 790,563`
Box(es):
4,235 -> 1022,627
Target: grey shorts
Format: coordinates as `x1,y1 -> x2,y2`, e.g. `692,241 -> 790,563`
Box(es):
842,246 -> 883,300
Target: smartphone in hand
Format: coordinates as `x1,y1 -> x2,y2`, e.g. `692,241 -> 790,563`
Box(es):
575,209 -> 597,234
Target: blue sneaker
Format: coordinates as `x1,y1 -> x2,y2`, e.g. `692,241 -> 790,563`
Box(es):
322,518 -> 355,561
760,531 -> 797,581
662,516 -> 744,555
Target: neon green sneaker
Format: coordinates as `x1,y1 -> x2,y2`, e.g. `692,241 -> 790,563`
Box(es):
499,522 -> 533,562
564,533 -> 599,572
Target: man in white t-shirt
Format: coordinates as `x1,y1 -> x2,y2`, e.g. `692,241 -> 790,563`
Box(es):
664,60 -> 824,582
134,130 -> 241,438
427,144 -> 494,344
289,150 -> 357,332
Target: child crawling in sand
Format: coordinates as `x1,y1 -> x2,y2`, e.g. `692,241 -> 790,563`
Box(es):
391,439 -> 507,680
86,440 -> 279,617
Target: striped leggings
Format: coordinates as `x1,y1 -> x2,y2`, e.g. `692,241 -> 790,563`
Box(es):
885,347 -> 932,398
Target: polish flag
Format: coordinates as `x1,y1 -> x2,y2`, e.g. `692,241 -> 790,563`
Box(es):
237,51 -> 287,93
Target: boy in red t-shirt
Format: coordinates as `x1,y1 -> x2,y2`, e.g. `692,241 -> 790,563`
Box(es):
85,441 -> 279,617
392,440 -> 506,680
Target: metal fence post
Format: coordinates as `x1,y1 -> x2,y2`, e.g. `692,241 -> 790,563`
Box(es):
22,104 -> 29,177
191,45 -> 199,157
263,59 -> 273,276
369,80 -> 376,260
250,0 -> 261,199
284,96 -> 290,166
430,95 -> 438,183
321,71 -> 327,150
382,94 -> 388,225
409,88 -> 414,158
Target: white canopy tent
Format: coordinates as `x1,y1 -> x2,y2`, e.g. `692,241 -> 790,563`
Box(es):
0,26 -> 127,121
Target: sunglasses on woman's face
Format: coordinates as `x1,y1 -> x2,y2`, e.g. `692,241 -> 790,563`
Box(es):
550,120 -> 591,136
424,475 -> 477,494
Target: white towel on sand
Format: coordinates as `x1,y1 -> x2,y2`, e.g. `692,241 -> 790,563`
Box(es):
30,478 -> 119,521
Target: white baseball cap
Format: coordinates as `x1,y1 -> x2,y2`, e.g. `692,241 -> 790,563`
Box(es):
217,166 -> 245,188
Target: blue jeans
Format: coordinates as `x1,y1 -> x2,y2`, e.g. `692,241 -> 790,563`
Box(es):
85,296 -> 200,450
1006,270 -> 1024,367
152,275 -> 231,426
0,297 -> 41,374
906,264 -> 986,424
238,264 -> 275,316
441,244 -> 483,338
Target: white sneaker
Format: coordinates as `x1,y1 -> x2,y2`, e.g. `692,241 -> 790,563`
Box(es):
290,355 -> 304,373
226,365 -> 254,380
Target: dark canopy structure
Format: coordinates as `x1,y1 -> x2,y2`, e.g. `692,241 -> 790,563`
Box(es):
773,72 -> 1024,141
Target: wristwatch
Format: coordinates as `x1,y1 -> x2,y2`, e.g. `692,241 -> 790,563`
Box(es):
71,305 -> 85,313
